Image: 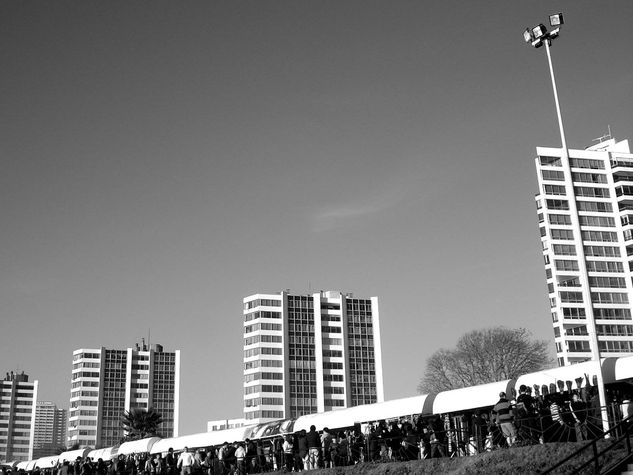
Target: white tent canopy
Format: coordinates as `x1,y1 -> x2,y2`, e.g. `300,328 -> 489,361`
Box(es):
432,380 -> 513,415
515,360 -> 599,392
59,448 -> 91,463
16,461 -> 37,471
151,427 -> 253,454
293,395 -> 429,433
87,447 -> 117,461
118,437 -> 161,455
35,455 -> 60,469
606,355 -> 633,383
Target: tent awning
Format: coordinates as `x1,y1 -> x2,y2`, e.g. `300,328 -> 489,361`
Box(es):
150,427 -> 254,454
432,380 -> 514,414
59,448 -> 91,463
293,395 -> 430,433
35,456 -> 60,468
515,360 -> 600,392
87,447 -> 117,461
118,437 -> 161,455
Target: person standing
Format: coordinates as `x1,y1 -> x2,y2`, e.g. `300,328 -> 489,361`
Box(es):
177,448 -> 195,475
492,392 -> 517,447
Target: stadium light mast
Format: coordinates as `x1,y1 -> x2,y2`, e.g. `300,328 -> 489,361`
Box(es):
524,13 -> 610,434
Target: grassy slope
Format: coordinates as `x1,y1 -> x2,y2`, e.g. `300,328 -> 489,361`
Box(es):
268,441 -> 628,475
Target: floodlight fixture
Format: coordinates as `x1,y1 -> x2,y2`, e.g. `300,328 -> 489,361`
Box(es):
523,28 -> 533,43
532,24 -> 548,40
549,13 -> 564,27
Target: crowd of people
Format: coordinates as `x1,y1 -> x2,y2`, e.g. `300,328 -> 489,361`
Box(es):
4,377 -> 632,475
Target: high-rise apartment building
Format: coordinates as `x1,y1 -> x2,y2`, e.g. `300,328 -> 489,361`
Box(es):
68,343 -> 180,448
0,372 -> 37,462
535,137 -> 633,365
33,402 -> 67,459
242,290 -> 384,424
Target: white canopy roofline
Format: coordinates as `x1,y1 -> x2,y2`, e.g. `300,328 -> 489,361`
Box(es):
87,447 -> 117,461
150,426 -> 254,454
59,448 -> 91,462
16,461 -> 37,471
118,437 -> 161,455
515,360 -> 600,392
603,355 -> 633,384
293,395 -> 430,433
432,380 -> 514,415
35,455 -> 60,468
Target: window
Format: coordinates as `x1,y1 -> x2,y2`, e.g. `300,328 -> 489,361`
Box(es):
570,158 -> 605,169
568,341 -> 591,352
540,156 -> 562,167
572,172 -> 607,184
551,229 -> 574,240
544,184 -> 567,195
589,276 -> 626,288
586,261 -> 624,273
594,308 -> 632,320
574,187 -> 610,198
582,231 -> 618,242
553,244 -> 576,256
579,216 -> 615,227
591,292 -> 629,304
559,291 -> 583,303
555,260 -> 579,272
577,201 -> 613,213
549,214 -> 572,226
546,199 -> 569,210
584,246 -> 620,257
597,325 -> 633,336
562,307 -> 586,319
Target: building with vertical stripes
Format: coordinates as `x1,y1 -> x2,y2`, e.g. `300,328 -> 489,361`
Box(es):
33,402 -> 67,459
535,137 -> 633,365
0,372 -> 37,462
68,343 -> 180,448
242,290 -> 384,424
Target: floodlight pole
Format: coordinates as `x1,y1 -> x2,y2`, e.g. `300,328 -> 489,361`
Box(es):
530,22 -> 610,435
544,39 -> 568,151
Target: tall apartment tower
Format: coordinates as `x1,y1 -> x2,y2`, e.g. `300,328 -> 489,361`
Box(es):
68,343 -> 180,449
242,290 -> 384,424
535,138 -> 633,366
0,372 -> 38,462
33,402 -> 67,459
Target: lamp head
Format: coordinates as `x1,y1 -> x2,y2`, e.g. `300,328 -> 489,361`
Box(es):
531,24 -> 548,40
523,28 -> 533,43
549,13 -> 564,27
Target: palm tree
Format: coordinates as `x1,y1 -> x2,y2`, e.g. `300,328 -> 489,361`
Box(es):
121,407 -> 163,441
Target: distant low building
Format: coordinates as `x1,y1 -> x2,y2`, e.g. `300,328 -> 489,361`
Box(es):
206,418 -> 246,432
0,371 -> 38,462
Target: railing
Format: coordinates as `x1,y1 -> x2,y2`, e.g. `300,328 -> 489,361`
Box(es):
541,414 -> 633,474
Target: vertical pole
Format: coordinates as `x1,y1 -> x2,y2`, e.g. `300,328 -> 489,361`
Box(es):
545,38 -> 610,434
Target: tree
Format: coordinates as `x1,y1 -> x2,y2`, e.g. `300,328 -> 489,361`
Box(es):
121,407 -> 163,441
417,327 -> 552,394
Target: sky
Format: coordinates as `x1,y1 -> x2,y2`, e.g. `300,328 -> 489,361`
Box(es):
1,1 -> 632,437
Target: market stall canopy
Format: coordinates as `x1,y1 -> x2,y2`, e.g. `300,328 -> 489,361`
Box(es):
118,437 -> 161,455
87,447 -> 117,461
16,461 -> 37,471
293,395 -> 431,433
59,448 -> 91,462
432,380 -> 514,415
35,455 -> 60,468
515,360 -> 599,392
603,355 -> 633,384
150,426 -> 253,454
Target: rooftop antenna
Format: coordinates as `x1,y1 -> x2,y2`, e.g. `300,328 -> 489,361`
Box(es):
148,328 -> 151,349
592,125 -> 612,144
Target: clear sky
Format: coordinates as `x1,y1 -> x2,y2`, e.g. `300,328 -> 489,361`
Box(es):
1,1 -> 632,436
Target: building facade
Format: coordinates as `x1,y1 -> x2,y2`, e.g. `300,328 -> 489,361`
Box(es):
535,138 -> 633,365
33,402 -> 67,459
68,343 -> 180,448
0,372 -> 38,462
242,290 -> 384,424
